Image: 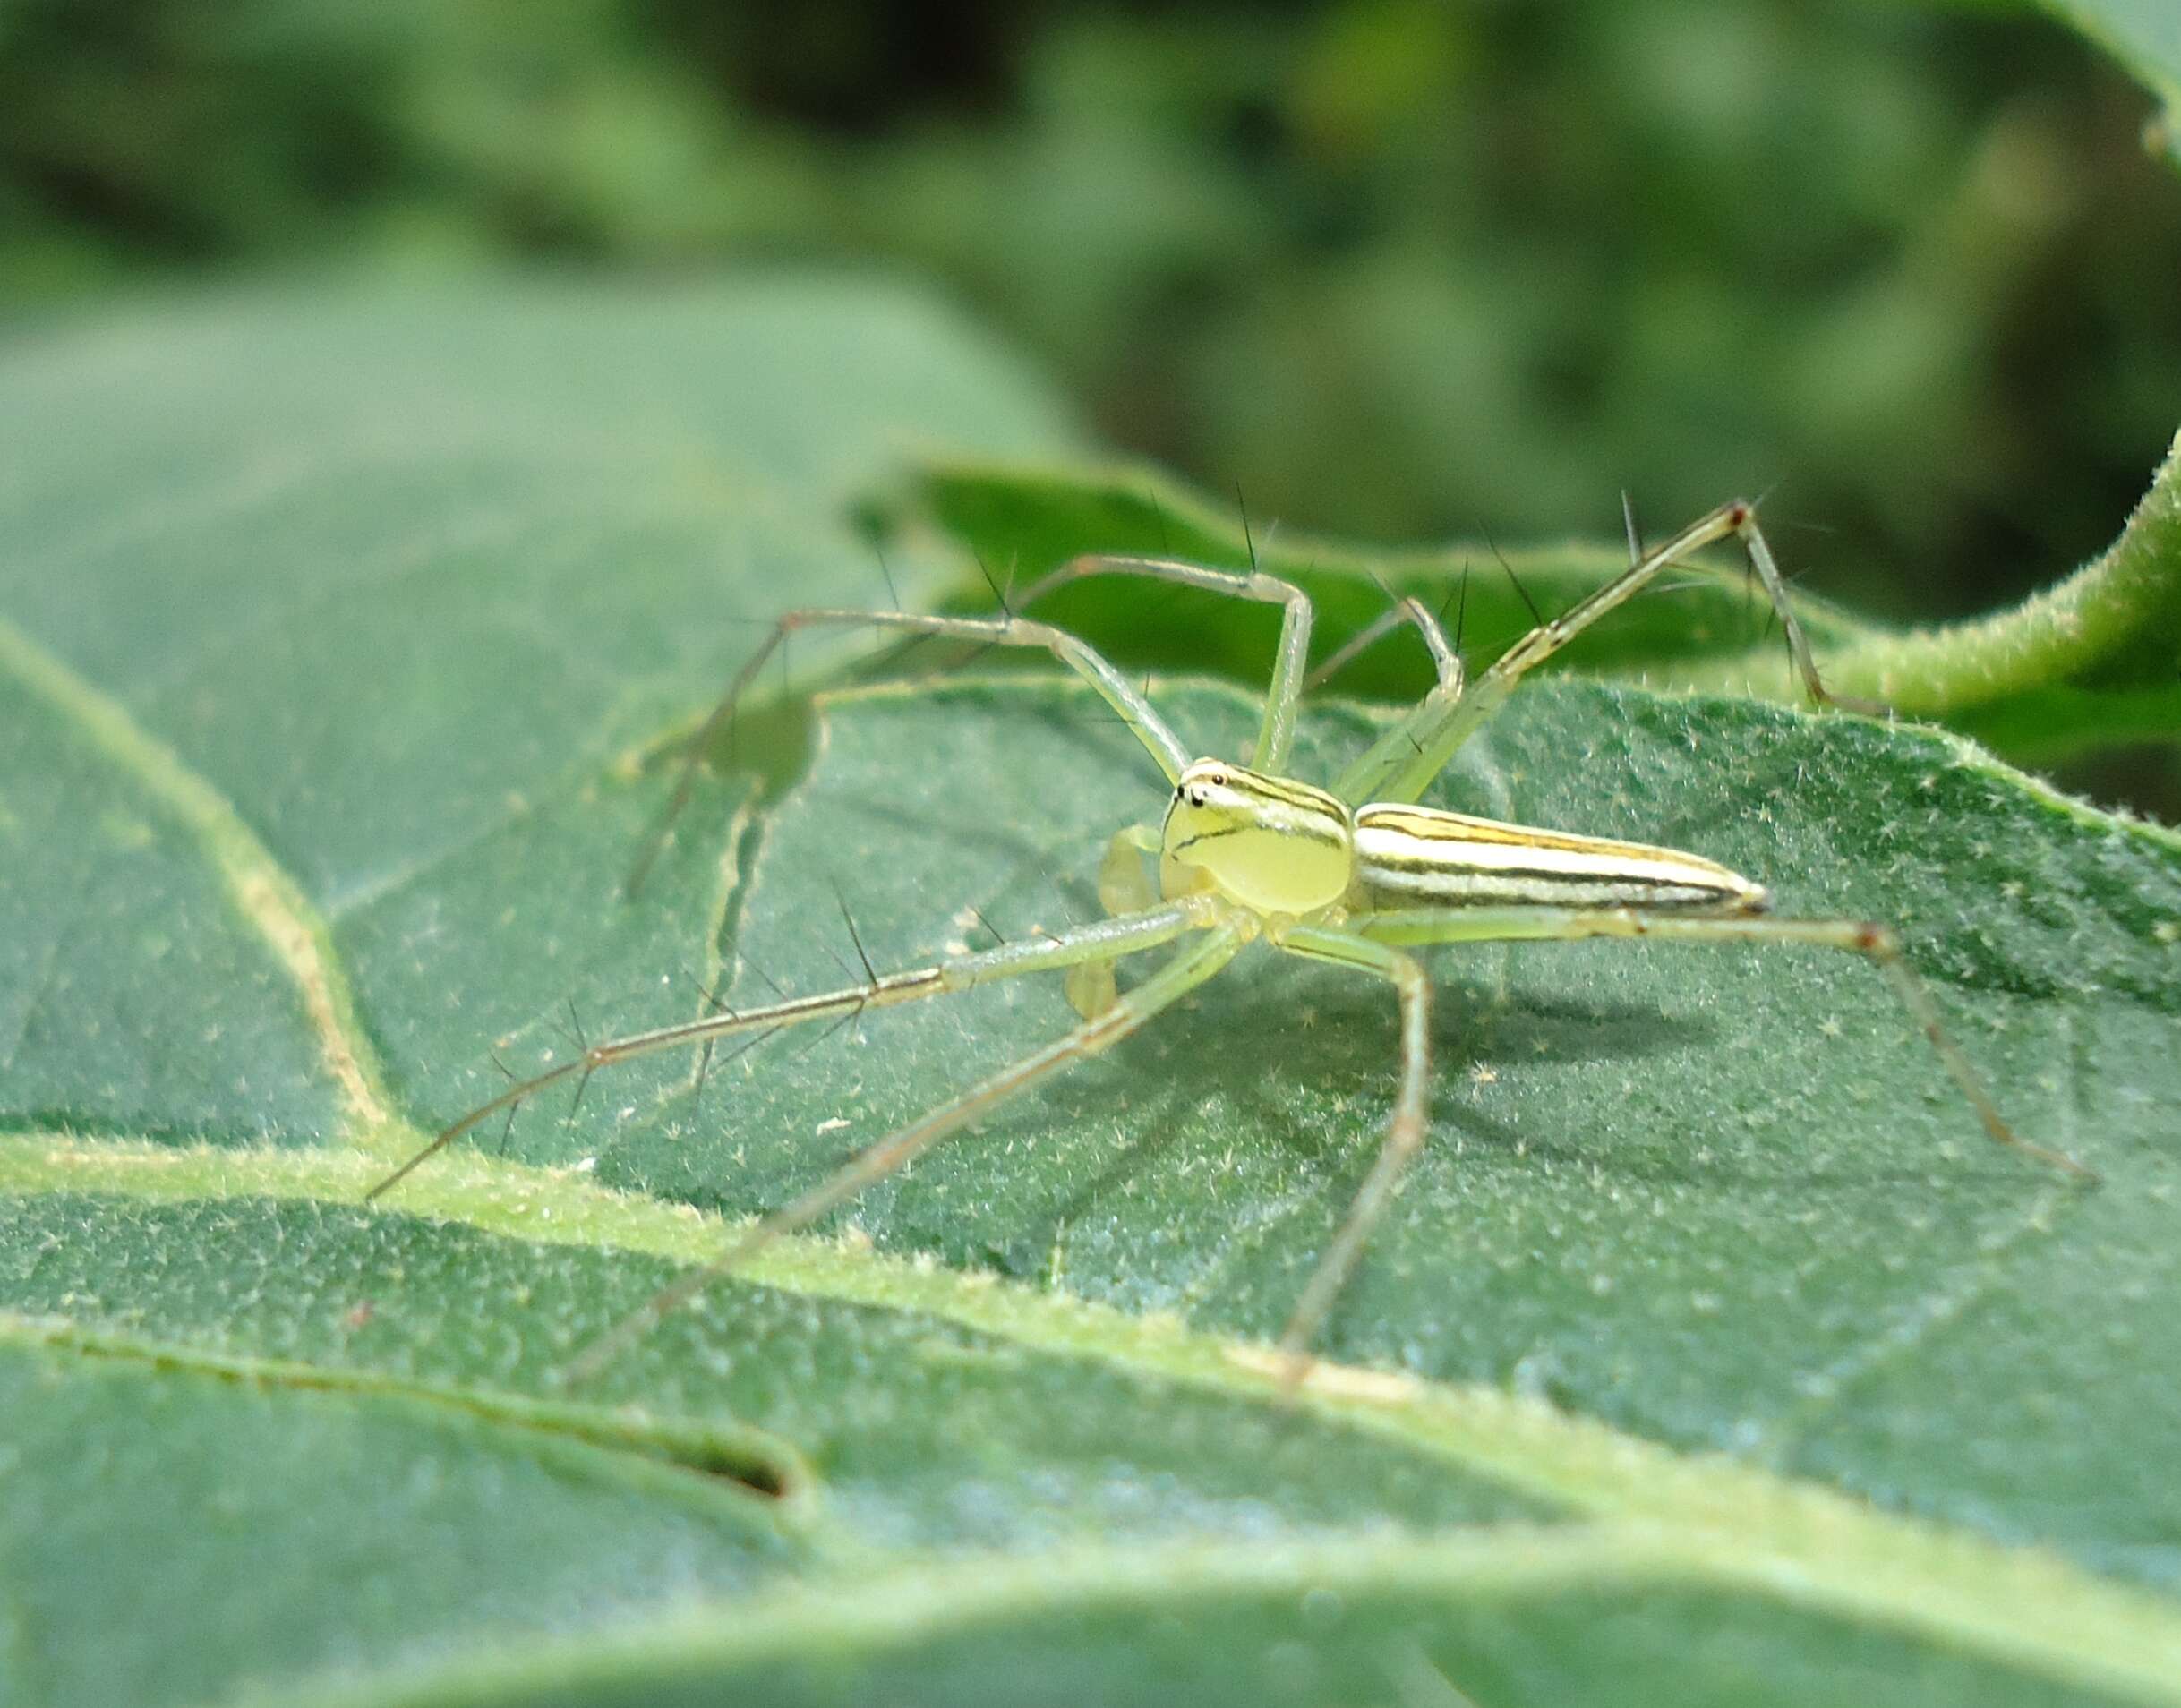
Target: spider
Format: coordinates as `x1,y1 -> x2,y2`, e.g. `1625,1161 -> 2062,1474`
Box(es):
365,498 -> 2091,1386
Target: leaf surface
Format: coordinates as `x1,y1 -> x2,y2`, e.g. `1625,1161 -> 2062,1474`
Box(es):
3,283 -> 2179,1708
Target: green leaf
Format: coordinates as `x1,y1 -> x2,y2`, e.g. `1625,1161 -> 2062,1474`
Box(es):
570,677 -> 2181,1578
5,282 -> 2181,1708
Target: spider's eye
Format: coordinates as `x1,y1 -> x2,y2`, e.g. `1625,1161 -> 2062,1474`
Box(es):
1205,769 -> 1228,787
1184,786 -> 1208,807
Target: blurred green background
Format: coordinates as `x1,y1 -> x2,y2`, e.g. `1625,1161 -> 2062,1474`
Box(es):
4,0 -> 2177,793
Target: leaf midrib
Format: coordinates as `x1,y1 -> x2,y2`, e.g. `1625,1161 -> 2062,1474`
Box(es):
0,611 -> 395,1132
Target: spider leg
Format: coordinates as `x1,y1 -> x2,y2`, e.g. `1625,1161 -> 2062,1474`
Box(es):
1268,923 -> 1433,1383
364,895 -> 1227,1200
632,603 -> 1195,891
560,918 -> 1250,1384
1335,500 -> 1857,808
1354,903 -> 2093,1178
1015,551 -> 1317,775
1302,577 -> 1465,696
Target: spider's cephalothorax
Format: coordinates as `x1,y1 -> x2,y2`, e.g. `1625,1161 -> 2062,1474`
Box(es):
1161,759 -> 1354,915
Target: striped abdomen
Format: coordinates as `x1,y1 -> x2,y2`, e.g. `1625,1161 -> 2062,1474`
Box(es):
1352,804 -> 1768,914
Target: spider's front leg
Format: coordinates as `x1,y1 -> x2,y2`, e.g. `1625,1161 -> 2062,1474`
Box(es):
1016,549 -> 1316,773
1335,498 -> 1860,808
562,919 -> 1252,1384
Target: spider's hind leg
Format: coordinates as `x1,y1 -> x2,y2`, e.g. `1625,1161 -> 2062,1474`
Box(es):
1355,903 -> 2094,1180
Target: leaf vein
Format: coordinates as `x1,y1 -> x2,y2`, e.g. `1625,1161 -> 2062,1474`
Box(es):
0,615 -> 395,1136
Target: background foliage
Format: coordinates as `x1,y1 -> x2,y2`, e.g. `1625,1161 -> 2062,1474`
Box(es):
3,1 -> 2177,600
8,0 -> 2179,807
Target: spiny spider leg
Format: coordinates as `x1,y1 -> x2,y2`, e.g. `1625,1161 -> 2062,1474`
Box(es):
1251,903 -> 2088,1386
1354,904 -> 2093,1179
629,604 -> 1194,892
560,920 -> 1248,1385
1265,923 -> 1433,1370
1014,551 -> 1314,773
1337,499 -> 1858,807
1302,577 -> 1464,696
362,897 -> 1223,1200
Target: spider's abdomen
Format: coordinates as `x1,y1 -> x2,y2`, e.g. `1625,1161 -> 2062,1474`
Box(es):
1352,804 -> 1769,914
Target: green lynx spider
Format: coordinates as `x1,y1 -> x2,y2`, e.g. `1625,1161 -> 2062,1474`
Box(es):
367,498 -> 2092,1386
